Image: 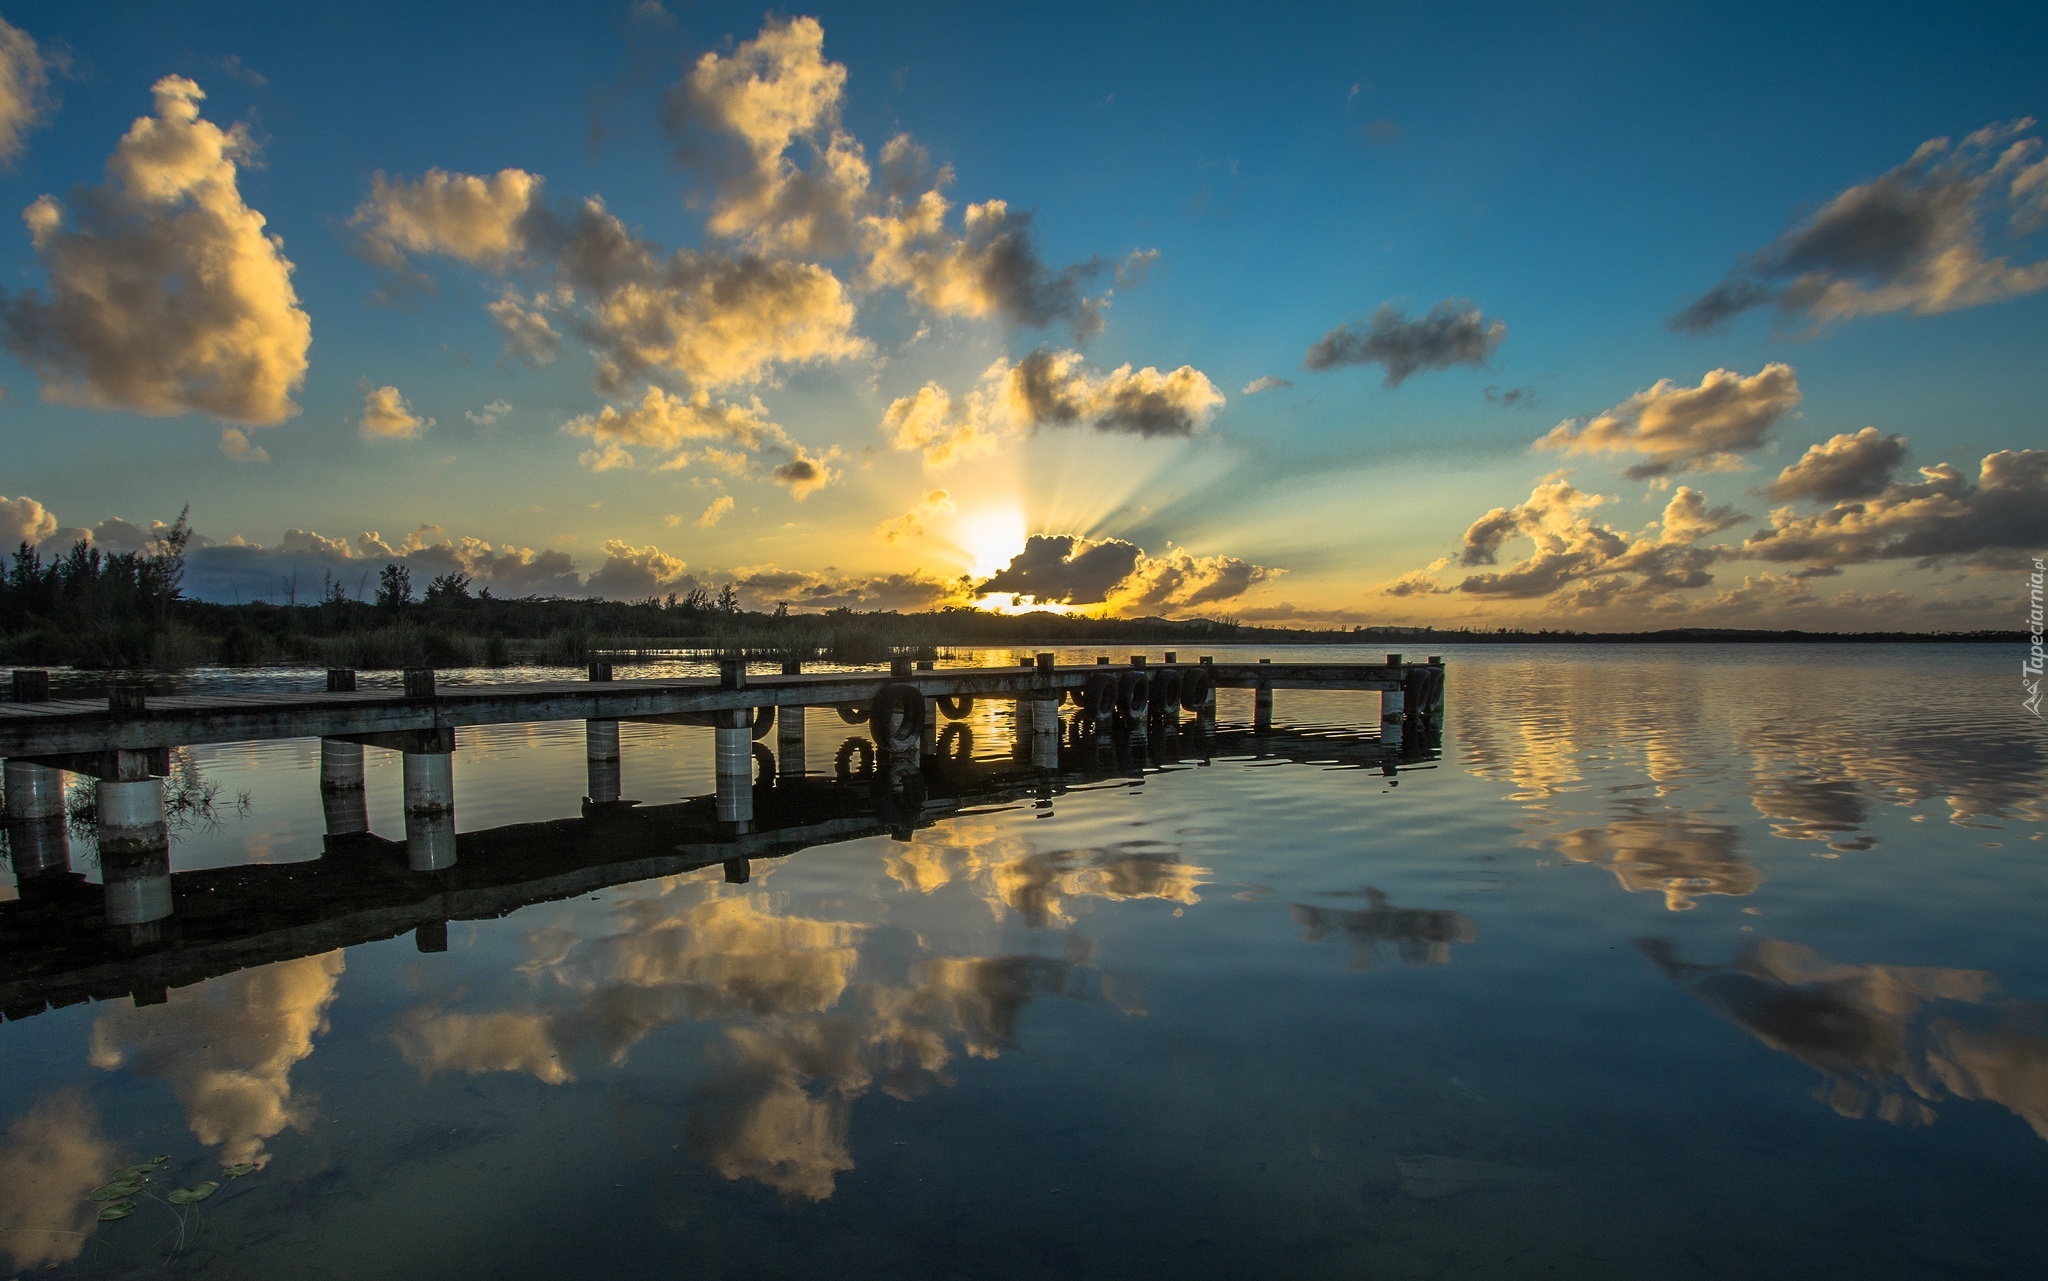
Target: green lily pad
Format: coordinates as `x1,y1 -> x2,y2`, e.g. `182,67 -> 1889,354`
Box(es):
90,1176 -> 145,1201
167,1182 -> 218,1205
223,1163 -> 258,1178
97,1201 -> 137,1221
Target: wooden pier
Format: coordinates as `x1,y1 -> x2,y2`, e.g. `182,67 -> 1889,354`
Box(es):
2,652 -> 1445,968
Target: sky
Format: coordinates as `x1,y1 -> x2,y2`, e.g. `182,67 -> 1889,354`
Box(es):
0,0 -> 2043,628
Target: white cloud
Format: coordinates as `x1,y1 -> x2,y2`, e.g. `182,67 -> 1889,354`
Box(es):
360,385 -> 432,440
1,77 -> 312,426
0,15 -> 53,169
1537,364 -> 1801,479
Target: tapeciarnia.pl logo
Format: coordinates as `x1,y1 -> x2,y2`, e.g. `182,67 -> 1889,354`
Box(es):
2027,557 -> 2044,719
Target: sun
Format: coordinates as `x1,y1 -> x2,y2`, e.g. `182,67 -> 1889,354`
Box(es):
954,506 -> 1028,580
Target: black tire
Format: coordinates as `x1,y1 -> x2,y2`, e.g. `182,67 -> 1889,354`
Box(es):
836,704 -> 871,725
1117,669 -> 1151,721
834,737 -> 875,781
1179,667 -> 1215,711
1151,669 -> 1182,718
1081,671 -> 1119,725
751,704 -> 775,739
937,695 -> 975,719
870,682 -> 925,753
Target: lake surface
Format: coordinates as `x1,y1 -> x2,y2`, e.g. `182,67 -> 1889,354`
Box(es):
2,644 -> 2044,1279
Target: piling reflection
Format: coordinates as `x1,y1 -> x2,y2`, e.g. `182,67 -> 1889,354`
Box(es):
1641,938 -> 2048,1140
1290,890 -> 1477,968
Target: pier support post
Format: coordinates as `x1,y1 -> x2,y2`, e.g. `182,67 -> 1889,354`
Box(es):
777,706 -> 806,778
1254,659 -> 1273,733
1382,686 -> 1406,752
98,776 -> 172,939
318,739 -> 369,837
1031,698 -> 1061,770
5,761 -> 65,821
586,719 -> 622,804
402,745 -> 457,871
715,710 -> 754,833
320,739 -> 364,792
5,763 -> 71,878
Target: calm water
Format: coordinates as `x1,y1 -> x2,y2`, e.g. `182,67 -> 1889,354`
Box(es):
2,644 -> 2044,1279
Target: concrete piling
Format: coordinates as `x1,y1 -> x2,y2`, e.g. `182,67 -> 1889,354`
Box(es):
402,749 -> 457,871
715,710 -> 754,832
4,761 -> 65,821
319,739 -> 364,792
97,776 -> 172,933
1382,685 -> 1406,751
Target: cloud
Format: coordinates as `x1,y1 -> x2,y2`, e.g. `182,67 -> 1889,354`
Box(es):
0,76 -> 312,425
1554,804 -> 1759,911
487,289 -> 563,367
663,16 -> 868,258
862,189 -> 1110,340
351,167 -> 542,270
972,533 -> 1278,613
1394,478 -> 1744,606
1537,363 -> 1801,479
355,173 -> 866,392
1744,448 -> 2048,573
1242,375 -> 1292,394
1766,427 -> 1911,503
1485,384 -> 1535,408
1303,299 -> 1505,386
0,15 -> 53,168
1,494 -> 57,545
360,385 -> 432,440
874,488 -> 953,543
465,398 -> 512,425
1108,547 -> 1277,612
582,539 -> 692,599
879,349 -> 1223,465
729,566 -> 961,612
1674,119 -> 2048,332
1115,248 -> 1159,288
0,1092 -> 114,1272
976,533 -> 1141,605
769,445 -> 842,500
89,952 -> 345,1168
182,524 -> 584,602
563,384 -> 838,497
877,382 -> 1002,468
218,426 -> 268,462
698,494 -> 735,527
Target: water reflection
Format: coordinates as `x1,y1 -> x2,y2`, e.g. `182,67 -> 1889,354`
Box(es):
1641,938 -> 2048,1140
1289,890 -> 1476,967
89,951 -> 344,1167
1551,803 -> 1759,910
399,874 -> 1102,1199
0,1092 -> 114,1271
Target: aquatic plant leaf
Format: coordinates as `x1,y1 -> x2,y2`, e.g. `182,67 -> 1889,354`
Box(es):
167,1182 -> 219,1205
90,1175 -> 145,1200
97,1201 -> 137,1221
224,1163 -> 259,1178
151,1154 -> 170,1164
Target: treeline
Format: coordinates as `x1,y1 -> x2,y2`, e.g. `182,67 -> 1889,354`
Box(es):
0,538 -> 1265,670
2,530 -> 2019,671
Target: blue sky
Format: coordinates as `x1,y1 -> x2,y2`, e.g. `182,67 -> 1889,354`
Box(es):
1,1 -> 2043,625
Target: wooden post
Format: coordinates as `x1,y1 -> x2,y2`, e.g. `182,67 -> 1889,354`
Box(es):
588,661 -> 613,682
326,668 -> 357,693
404,667 -> 436,699
108,684 -> 147,715
720,658 -> 747,690
10,669 -> 49,702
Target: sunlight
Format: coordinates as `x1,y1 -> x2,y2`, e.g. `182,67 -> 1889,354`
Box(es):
953,506 -> 1029,580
